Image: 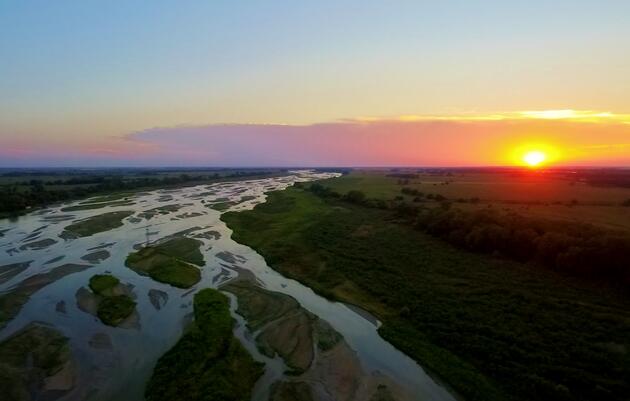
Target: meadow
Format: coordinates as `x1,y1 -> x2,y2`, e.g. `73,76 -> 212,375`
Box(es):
223,173 -> 630,401
323,170 -> 630,232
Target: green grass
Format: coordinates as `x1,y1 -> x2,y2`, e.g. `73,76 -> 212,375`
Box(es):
61,199 -> 134,212
223,187 -> 630,401
87,273 -> 136,326
62,210 -> 134,237
319,171 -> 630,232
207,201 -> 236,211
0,323 -> 70,401
125,237 -> 203,288
323,172 -> 403,199
88,274 -> 120,296
81,192 -> 132,203
145,289 -> 264,401
97,295 -> 136,326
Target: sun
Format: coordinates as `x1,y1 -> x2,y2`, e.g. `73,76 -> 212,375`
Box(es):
523,150 -> 546,167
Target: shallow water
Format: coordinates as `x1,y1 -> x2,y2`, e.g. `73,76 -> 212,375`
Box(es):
0,170 -> 457,401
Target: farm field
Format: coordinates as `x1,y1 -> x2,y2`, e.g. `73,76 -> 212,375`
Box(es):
323,170 -> 630,231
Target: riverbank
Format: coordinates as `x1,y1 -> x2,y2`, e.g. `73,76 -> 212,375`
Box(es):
222,186 -> 630,401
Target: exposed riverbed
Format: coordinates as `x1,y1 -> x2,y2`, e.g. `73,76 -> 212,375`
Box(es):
0,170 -> 457,401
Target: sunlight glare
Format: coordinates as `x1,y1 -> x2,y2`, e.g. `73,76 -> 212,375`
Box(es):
523,150 -> 546,167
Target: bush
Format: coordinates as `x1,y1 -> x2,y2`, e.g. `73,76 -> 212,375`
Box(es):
97,295 -> 135,326
145,289 -> 263,401
89,274 -> 119,295
344,190 -> 366,204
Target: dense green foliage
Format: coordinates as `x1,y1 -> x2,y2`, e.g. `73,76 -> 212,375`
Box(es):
125,237 -> 204,288
145,289 -> 264,401
97,295 -> 136,326
0,323 -> 71,401
88,274 -> 120,295
416,206 -> 630,289
223,188 -> 630,401
63,211 -> 134,237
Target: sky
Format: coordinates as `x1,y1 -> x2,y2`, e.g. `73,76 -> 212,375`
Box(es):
0,1 -> 629,167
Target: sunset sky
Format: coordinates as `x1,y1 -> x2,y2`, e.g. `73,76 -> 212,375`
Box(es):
1,1 -> 629,167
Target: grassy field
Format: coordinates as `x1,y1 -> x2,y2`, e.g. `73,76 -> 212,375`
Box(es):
61,199 -> 135,212
89,274 -> 120,295
62,211 -> 134,237
324,171 -> 630,232
0,323 -> 71,401
125,237 -> 204,288
223,187 -> 630,401
145,289 -> 263,401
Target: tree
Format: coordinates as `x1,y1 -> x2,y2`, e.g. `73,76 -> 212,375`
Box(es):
344,190 -> 366,204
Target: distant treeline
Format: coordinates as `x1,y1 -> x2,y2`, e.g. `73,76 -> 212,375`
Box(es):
570,169 -> 630,188
383,168 -> 630,188
0,170 -> 279,215
302,182 -> 630,290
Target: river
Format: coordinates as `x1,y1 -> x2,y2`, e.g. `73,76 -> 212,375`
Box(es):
0,170 -> 457,401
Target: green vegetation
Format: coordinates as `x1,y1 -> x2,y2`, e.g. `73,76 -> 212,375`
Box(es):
18,237 -> 57,250
138,204 -> 184,219
81,192 -> 132,203
125,237 -> 204,288
82,274 -> 136,327
415,206 -> 630,288
88,274 -> 120,295
0,323 -> 73,401
62,211 -> 133,237
60,199 -> 134,212
308,177 -> 630,289
270,382 -> 313,401
80,249 -> 110,264
320,170 -> 630,232
207,201 -> 237,211
145,289 -> 264,401
223,186 -> 630,401
97,295 -> 136,326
